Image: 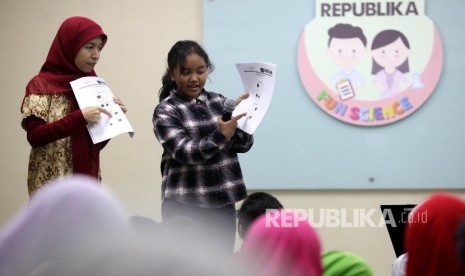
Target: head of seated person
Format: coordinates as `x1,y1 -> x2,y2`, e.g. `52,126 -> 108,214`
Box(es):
240,209 -> 322,276
236,192 -> 283,239
405,192 -> 465,276
322,250 -> 373,276
0,174 -> 132,276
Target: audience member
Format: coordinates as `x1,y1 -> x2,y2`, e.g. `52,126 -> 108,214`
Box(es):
236,192 -> 283,239
404,192 -> 465,276
46,234 -> 243,276
391,253 -> 407,276
239,209 -> 322,276
129,215 -> 161,239
0,175 -> 132,276
0,175 -> 241,276
457,218 -> 465,267
322,250 -> 373,276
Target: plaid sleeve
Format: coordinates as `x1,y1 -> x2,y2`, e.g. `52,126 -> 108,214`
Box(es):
153,101 -> 229,165
231,129 -> 254,153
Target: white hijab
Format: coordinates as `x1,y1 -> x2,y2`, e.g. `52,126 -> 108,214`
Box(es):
0,174 -> 132,276
0,175 -> 246,276
391,253 -> 407,276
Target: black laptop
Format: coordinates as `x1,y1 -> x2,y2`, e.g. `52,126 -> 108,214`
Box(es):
380,204 -> 416,257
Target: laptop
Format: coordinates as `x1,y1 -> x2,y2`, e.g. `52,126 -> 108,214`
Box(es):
380,204 -> 416,257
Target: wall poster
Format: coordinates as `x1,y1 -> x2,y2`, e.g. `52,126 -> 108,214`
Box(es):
298,0 -> 442,126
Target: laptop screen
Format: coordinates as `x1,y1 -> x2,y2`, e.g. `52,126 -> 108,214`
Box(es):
380,204 -> 416,257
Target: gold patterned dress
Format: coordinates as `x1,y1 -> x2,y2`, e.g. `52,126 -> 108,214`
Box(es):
22,93 -> 73,195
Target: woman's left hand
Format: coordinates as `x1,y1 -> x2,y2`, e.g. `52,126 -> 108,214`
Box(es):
113,97 -> 127,113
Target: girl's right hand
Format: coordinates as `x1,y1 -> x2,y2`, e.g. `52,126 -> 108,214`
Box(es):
218,112 -> 246,140
82,106 -> 112,125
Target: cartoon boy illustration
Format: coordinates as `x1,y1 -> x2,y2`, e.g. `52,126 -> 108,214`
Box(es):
327,23 -> 367,100
371,29 -> 411,99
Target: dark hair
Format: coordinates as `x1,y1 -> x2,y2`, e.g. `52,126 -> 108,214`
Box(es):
371,29 -> 410,74
237,192 -> 283,239
327,23 -> 367,47
158,40 -> 214,101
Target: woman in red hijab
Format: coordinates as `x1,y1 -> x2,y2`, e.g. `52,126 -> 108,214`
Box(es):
405,192 -> 465,276
21,16 -> 126,196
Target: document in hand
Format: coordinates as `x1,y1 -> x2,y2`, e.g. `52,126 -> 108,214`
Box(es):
233,62 -> 276,134
70,77 -> 134,144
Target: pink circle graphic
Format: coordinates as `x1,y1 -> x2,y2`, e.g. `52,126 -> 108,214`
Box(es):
297,26 -> 443,126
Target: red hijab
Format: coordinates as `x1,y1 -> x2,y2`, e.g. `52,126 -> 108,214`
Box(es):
24,16 -> 107,177
29,16 -> 107,94
405,193 -> 465,276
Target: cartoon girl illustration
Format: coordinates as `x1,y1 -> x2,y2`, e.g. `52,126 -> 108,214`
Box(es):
371,30 -> 411,99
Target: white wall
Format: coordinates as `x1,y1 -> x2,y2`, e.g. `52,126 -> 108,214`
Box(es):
0,1 -> 463,275
0,0 -> 204,222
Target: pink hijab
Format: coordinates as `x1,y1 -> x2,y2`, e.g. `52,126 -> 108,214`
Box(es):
405,192 -> 465,276
240,209 -> 322,276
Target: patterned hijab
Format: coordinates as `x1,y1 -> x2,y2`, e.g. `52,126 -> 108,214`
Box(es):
240,210 -> 322,276
405,192 -> 465,276
27,16 -> 107,94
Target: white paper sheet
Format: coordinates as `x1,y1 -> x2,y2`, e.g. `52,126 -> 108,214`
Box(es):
233,62 -> 276,134
70,77 -> 134,144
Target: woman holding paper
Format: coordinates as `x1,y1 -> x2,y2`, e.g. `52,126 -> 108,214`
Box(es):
152,40 -> 253,256
20,16 -> 126,196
